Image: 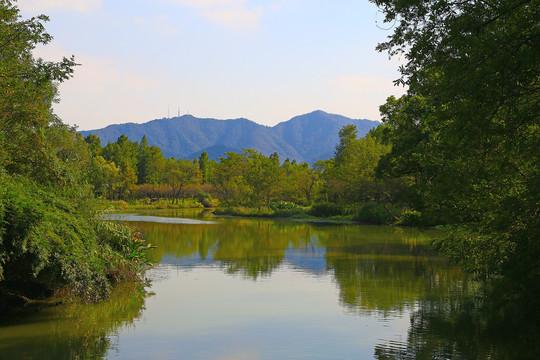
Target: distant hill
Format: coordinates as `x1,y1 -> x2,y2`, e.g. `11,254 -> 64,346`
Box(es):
79,110 -> 380,163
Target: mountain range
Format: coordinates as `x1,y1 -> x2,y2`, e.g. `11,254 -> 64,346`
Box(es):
78,110 -> 380,163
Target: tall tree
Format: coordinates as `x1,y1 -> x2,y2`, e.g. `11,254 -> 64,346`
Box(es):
324,125 -> 391,204
243,149 -> 284,209
212,152 -> 250,206
198,151 -> 210,184
0,0 -> 76,183
372,0 -> 540,311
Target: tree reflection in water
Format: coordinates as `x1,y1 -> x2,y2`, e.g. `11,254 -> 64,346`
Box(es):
0,282 -> 150,360
5,214 -> 534,359
374,293 -> 539,360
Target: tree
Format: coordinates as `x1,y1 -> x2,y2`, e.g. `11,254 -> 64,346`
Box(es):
0,0 -> 76,183
372,0 -> 540,312
198,151 -> 210,184
84,134 -> 102,157
323,125 -> 392,204
86,156 -> 121,199
281,160 -> 320,205
163,158 -> 200,204
0,1 -> 153,303
102,135 -> 140,184
212,152 -> 250,206
243,150 -> 284,208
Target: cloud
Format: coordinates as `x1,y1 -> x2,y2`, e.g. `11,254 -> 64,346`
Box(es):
19,0 -> 102,13
152,15 -> 181,34
269,0 -> 294,12
201,6 -> 262,30
163,0 -> 261,30
132,16 -> 147,25
131,15 -> 180,35
163,0 -> 247,8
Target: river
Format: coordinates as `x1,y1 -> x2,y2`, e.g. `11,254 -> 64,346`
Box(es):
0,210 -> 527,359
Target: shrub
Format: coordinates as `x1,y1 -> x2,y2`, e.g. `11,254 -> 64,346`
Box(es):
308,202 -> 344,217
196,191 -> 213,208
355,203 -> 393,224
0,175 -> 152,303
269,201 -> 302,211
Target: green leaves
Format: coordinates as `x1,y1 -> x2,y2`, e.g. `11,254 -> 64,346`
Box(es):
372,0 -> 540,309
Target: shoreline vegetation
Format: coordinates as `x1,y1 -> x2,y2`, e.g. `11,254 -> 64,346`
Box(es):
104,199 -> 417,226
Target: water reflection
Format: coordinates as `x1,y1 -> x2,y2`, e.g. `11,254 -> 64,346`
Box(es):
1,211 -> 531,359
0,282 -> 149,360
141,218 -> 469,316
373,294 -> 538,360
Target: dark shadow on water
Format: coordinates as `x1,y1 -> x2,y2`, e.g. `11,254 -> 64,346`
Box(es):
374,292 -> 540,360
0,282 -> 150,360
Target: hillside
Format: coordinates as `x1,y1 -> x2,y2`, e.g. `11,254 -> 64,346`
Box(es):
79,110 -> 380,163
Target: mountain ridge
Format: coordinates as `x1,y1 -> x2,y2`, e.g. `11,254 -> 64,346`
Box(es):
79,110 -> 380,163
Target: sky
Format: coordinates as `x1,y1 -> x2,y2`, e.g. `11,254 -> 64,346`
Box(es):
19,0 -> 406,131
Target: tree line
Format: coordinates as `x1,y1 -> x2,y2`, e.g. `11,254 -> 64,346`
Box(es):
81,123 -> 413,221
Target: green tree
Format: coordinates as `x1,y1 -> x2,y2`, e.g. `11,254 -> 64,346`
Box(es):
324,125 -> 392,204
84,134 -> 102,157
243,149 -> 284,209
163,158 -> 200,204
281,160 -> 320,205
198,151 -> 210,184
86,155 -> 121,199
372,0 -> 540,313
212,152 -> 250,206
102,135 -> 140,184
0,0 -> 76,182
0,2 -> 152,303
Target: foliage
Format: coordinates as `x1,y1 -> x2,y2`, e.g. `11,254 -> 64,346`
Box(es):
196,191 -> 213,208
0,0 -> 76,182
269,201 -> 302,211
0,2 -> 152,304
397,209 -> 427,227
354,203 -> 393,224
308,203 -> 345,217
0,175 -> 152,302
372,0 -> 540,313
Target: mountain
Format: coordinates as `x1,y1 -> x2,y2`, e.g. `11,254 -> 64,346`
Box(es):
78,110 -> 380,163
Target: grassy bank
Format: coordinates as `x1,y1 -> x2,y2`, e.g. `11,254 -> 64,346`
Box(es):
102,198 -> 215,212
213,201 -> 416,226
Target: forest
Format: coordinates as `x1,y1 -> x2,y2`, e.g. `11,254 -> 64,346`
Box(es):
1,0 -> 538,333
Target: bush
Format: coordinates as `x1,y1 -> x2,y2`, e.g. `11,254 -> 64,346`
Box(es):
196,191 -> 214,208
398,209 -> 424,226
308,202 -> 344,217
269,201 -> 302,211
0,175 -> 152,303
354,203 -> 393,224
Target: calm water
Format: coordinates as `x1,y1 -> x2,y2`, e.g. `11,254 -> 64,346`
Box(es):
0,210 -> 527,359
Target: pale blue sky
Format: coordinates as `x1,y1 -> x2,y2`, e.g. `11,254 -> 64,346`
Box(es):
20,0 -> 405,130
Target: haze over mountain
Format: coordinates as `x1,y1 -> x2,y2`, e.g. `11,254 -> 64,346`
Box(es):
79,111 -> 380,163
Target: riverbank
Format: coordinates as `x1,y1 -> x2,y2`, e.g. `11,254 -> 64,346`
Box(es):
102,198 -> 211,212
0,176 -> 154,309
212,203 -> 419,226
101,199 -> 420,226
